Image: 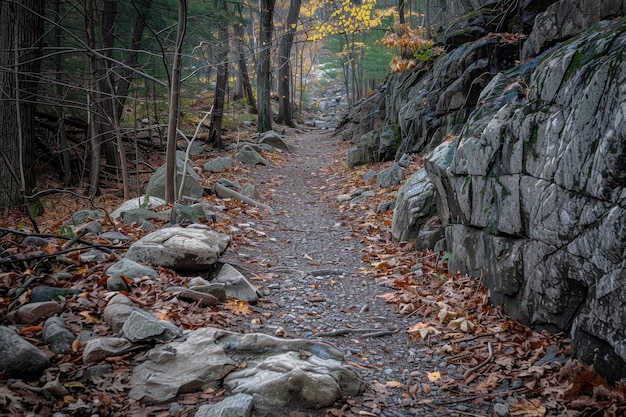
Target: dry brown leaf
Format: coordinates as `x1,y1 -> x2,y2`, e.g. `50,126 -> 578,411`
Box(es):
224,299 -> 252,315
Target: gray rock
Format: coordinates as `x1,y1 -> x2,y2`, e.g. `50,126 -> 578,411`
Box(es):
29,286 -> 80,303
493,403 -> 510,417
122,310 -> 182,343
99,231 -> 131,242
67,210 -> 103,226
83,337 -> 135,363
362,170 -> 377,181
203,157 -> 233,173
8,301 -> 62,325
235,145 -> 269,166
376,200 -> 396,213
397,153 -> 411,167
43,317 -> 75,354
129,328 -> 237,403
106,276 -> 129,292
110,195 -> 166,219
391,169 -> 436,242
239,184 -> 261,201
81,364 -> 114,384
216,178 -> 241,190
75,220 -> 102,235
188,283 -> 228,302
120,207 -> 169,226
213,264 -> 259,303
146,151 -> 204,200
171,203 -> 206,224
0,326 -> 50,378
376,163 -> 404,188
194,393 -> 254,417
106,258 -> 159,281
224,350 -> 364,408
378,124 -> 400,161
522,0 -> 625,59
189,140 -> 206,155
125,225 -> 231,271
22,236 -> 52,247
103,293 -> 144,333
258,130 -> 290,152
422,19 -> 626,380
129,327 -> 363,405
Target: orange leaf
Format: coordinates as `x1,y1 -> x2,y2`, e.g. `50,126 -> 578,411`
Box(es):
21,326 -> 43,333
225,299 -> 252,316
376,292 -> 398,302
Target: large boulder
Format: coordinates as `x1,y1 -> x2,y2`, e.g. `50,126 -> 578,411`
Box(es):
145,150 -> 204,200
125,225 -> 231,271
129,327 -> 364,405
424,17 -> 626,381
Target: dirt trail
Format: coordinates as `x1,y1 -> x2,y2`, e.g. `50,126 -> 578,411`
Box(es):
219,129 -> 448,417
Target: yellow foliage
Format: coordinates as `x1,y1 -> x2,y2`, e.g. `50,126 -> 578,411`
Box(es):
309,0 -> 380,40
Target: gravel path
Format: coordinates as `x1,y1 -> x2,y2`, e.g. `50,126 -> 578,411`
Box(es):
220,129 -> 497,417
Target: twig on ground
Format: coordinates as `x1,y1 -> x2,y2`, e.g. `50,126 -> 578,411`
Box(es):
316,327 -> 399,337
463,341 -> 494,380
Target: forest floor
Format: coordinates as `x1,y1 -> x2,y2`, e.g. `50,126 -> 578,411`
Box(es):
1,127 -> 625,417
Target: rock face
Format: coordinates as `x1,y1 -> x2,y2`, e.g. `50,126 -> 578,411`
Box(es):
435,17 -> 626,381
382,1 -> 626,380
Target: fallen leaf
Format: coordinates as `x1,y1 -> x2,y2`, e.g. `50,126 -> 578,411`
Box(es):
427,371 -> 441,382
447,317 -> 475,332
407,322 -> 441,339
224,299 -> 252,315
385,380 -> 405,389
376,292 -> 398,302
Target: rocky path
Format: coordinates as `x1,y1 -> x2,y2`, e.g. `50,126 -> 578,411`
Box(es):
219,129 -> 486,417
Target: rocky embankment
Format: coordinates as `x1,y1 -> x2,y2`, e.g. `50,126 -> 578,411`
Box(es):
338,0 -> 626,381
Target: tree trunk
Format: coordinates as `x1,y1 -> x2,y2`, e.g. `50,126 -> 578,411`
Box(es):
0,0 -> 44,210
208,24 -> 229,148
233,20 -> 257,114
165,0 -> 187,204
276,0 -> 301,127
257,0 -> 275,133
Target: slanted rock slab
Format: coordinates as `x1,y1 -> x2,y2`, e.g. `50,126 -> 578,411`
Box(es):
129,327 -> 364,406
213,264 -> 259,303
0,326 -> 50,378
194,393 -> 253,417
125,225 -> 231,271
234,145 -> 269,166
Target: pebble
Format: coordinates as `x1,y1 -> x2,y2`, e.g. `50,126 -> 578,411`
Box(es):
493,402 -> 510,416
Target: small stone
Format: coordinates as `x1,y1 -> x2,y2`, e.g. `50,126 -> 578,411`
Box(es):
511,379 -> 524,390
9,301 -> 62,325
106,276 -> 129,292
493,403 -> 510,417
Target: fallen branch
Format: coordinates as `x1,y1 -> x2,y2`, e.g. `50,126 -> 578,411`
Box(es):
214,183 -> 275,215
316,327 -> 399,338
166,286 -> 218,306
463,341 -> 494,379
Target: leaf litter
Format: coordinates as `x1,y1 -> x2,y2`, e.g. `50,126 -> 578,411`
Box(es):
0,128 -> 624,417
